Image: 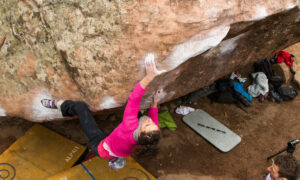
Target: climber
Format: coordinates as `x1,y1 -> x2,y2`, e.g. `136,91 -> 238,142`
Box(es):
263,154 -> 299,180
41,53 -> 165,169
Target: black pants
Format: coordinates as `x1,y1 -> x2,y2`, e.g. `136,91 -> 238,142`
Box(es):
60,100 -> 106,155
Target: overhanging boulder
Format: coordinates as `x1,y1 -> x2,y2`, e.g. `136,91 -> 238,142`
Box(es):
0,0 -> 299,121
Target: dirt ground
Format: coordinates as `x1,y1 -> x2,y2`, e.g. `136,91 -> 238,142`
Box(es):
0,89 -> 299,180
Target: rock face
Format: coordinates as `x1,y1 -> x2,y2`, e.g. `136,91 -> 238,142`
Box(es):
272,63 -> 293,84
284,43 -> 300,88
270,43 -> 300,85
0,0 -> 299,121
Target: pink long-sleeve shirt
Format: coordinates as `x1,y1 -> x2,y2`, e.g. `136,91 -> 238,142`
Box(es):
98,83 -> 159,158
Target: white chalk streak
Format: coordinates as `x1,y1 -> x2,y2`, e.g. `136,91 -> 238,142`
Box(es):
0,106 -> 6,116
100,96 -> 121,110
163,25 -> 230,70
31,89 -> 63,121
253,6 -> 268,20
219,33 -> 245,54
286,2 -> 297,10
205,7 -> 220,17
169,91 -> 176,97
157,90 -> 167,103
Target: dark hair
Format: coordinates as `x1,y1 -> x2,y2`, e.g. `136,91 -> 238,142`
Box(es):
138,130 -> 160,145
135,130 -> 160,157
275,155 -> 300,180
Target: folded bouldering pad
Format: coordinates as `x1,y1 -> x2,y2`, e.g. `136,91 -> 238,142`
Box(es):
46,156 -> 157,180
0,124 -> 86,180
183,109 -> 241,152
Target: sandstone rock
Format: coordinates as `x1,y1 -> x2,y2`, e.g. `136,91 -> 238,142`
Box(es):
292,59 -> 300,89
290,59 -> 300,75
284,43 -> 300,88
285,43 -> 300,66
0,0 -> 299,121
272,63 -> 291,84
294,72 -> 300,89
0,35 -> 5,49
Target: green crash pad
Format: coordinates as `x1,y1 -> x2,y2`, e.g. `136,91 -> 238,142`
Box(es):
47,156 -> 157,180
183,109 -> 241,152
0,124 -> 86,180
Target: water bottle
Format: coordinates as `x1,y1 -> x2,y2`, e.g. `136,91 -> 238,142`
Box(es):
108,157 -> 126,170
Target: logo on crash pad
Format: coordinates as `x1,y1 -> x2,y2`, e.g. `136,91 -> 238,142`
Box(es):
0,163 -> 16,180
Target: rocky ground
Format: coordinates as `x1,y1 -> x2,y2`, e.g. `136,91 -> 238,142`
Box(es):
1,85 -> 299,179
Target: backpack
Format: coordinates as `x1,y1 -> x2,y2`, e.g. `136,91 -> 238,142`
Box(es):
210,80 -> 236,104
234,92 -> 251,107
278,87 -> 297,101
269,76 -> 285,89
254,59 -> 274,79
209,80 -> 249,113
210,80 -> 250,105
185,83 -> 217,104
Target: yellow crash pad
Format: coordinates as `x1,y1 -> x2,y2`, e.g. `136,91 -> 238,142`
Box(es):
0,124 -> 86,180
47,156 -> 157,180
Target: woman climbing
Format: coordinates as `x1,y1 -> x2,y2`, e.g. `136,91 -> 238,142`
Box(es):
41,53 -> 165,169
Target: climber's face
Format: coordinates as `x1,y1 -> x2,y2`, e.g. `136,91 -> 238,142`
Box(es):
140,117 -> 159,134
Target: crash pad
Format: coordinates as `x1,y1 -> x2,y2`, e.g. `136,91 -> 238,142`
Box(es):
182,109 -> 241,152
47,156 -> 157,180
0,124 -> 86,180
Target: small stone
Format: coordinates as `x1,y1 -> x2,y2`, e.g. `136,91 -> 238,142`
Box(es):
262,120 -> 267,126
224,112 -> 228,118
157,170 -> 165,176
